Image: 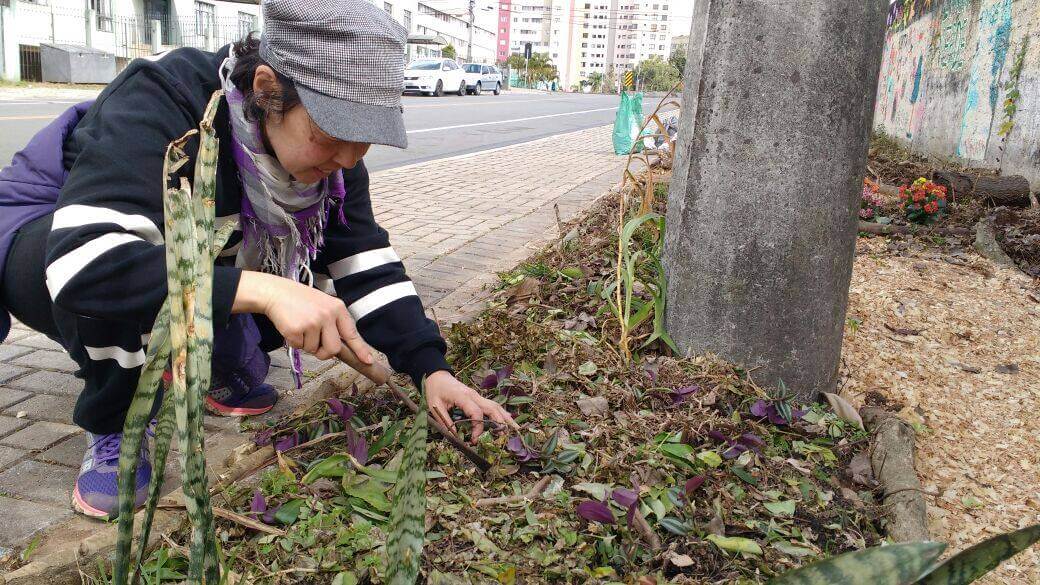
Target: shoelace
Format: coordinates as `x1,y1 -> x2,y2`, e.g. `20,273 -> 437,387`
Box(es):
89,422 -> 155,465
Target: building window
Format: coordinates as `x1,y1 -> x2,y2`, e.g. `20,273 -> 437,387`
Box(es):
403,9 -> 412,31
384,2 -> 393,15
238,11 -> 257,39
194,1 -> 215,36
91,0 -> 114,32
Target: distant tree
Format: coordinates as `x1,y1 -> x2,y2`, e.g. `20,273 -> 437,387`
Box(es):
505,52 -> 557,84
442,44 -> 457,60
588,72 -> 605,93
668,46 -> 687,75
633,55 -> 681,91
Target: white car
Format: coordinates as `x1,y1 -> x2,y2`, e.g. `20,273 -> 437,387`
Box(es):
402,58 -> 466,97
462,63 -> 503,95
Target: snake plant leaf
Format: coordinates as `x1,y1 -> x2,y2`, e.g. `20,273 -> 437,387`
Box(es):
916,523 -> 1040,585
768,541 -> 946,585
385,410 -> 428,585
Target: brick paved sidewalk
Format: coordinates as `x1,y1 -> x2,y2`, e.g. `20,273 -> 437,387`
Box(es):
0,123 -> 623,560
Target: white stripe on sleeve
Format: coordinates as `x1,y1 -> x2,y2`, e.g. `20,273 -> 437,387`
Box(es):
347,281 -> 417,320
46,233 -> 147,300
52,205 -> 163,245
85,345 -> 146,369
313,273 -> 337,296
327,247 -> 401,280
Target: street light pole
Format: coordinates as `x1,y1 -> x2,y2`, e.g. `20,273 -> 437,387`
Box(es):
466,0 -> 475,61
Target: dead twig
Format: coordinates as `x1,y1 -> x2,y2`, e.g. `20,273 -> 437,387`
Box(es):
475,475 -> 552,507
158,502 -> 285,537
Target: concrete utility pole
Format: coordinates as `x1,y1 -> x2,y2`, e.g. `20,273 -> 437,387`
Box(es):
466,0 -> 475,61
663,0 -> 888,402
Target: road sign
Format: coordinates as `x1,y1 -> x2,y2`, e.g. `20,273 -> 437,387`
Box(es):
524,42 -> 532,59
623,70 -> 634,90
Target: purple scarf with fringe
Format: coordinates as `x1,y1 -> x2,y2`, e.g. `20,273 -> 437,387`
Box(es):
220,56 -> 347,387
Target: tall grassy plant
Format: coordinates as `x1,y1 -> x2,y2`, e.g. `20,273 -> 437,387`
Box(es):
113,91 -> 233,585
604,213 -> 677,360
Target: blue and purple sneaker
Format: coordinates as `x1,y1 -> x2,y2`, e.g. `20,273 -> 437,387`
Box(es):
73,432 -> 151,519
205,350 -> 279,417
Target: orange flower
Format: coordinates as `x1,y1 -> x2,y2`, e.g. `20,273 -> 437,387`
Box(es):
912,190 -> 926,203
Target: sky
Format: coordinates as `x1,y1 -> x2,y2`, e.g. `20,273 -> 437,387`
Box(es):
671,2 -> 694,39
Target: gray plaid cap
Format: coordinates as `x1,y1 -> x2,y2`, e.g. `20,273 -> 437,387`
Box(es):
259,0 -> 408,149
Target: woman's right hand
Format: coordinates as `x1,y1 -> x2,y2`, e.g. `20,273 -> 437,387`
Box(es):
233,271 -> 373,363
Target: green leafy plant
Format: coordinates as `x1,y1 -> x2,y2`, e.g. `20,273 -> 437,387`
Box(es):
441,44 -> 456,60
997,38 -> 1029,139
771,523 -> 1040,584
602,212 -> 677,360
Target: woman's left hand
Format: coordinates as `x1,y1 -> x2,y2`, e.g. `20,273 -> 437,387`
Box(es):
425,370 -> 518,445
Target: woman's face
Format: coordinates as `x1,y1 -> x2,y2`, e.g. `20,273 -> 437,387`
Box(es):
253,65 -> 371,184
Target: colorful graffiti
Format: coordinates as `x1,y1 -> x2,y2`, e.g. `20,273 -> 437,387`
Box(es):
876,0 -> 1037,172
934,0 -> 970,71
957,0 -> 1013,160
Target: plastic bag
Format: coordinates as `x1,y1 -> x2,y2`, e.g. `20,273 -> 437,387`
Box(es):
612,91 -> 645,155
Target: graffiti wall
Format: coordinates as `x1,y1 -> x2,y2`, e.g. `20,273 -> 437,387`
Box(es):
874,0 -> 1040,188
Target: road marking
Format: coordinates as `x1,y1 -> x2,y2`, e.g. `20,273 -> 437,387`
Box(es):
0,100 -> 83,106
0,114 -> 58,121
404,97 -> 573,109
406,106 -> 618,134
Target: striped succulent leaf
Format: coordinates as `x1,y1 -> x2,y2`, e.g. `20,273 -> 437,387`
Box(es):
114,91 -> 228,585
385,410 -> 428,585
768,541 -> 946,585
917,523 -> 1040,585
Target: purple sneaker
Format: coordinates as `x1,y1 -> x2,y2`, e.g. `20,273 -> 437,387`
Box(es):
73,432 -> 151,519
206,350 -> 279,417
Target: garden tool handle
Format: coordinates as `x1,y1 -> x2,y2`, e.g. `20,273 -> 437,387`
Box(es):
336,344 -> 393,386
336,338 -> 494,474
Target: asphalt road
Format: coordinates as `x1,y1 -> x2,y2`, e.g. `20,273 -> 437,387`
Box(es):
0,92 -> 639,172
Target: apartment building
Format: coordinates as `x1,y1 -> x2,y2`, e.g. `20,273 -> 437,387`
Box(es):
494,0 -> 671,89
378,0 -> 497,63
1,0 -> 262,81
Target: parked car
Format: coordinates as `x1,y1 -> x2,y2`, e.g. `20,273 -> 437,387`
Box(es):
402,58 -> 466,96
461,63 -> 503,95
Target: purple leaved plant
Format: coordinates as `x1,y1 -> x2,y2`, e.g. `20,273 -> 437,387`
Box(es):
346,428 -> 369,465
249,489 -> 279,524
576,500 -> 614,525
507,435 -> 537,462
684,476 -> 706,498
274,431 -> 302,453
706,429 -> 765,460
480,366 -> 514,390
326,398 -> 356,423
750,399 -> 807,426
668,385 -> 701,405
253,427 -> 274,447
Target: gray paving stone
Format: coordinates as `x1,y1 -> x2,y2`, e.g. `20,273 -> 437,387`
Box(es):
0,460 -> 76,506
265,366 -> 297,390
0,388 -> 30,410
0,345 -> 33,362
1,422 -> 80,451
7,370 -> 83,396
12,350 -> 79,374
37,433 -> 86,468
0,363 -> 28,384
0,446 -> 28,469
0,416 -> 29,438
9,334 -> 64,351
3,394 -> 77,423
0,496 -> 73,549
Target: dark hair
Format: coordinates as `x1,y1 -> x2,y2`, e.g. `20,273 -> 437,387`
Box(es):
229,33 -> 301,124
